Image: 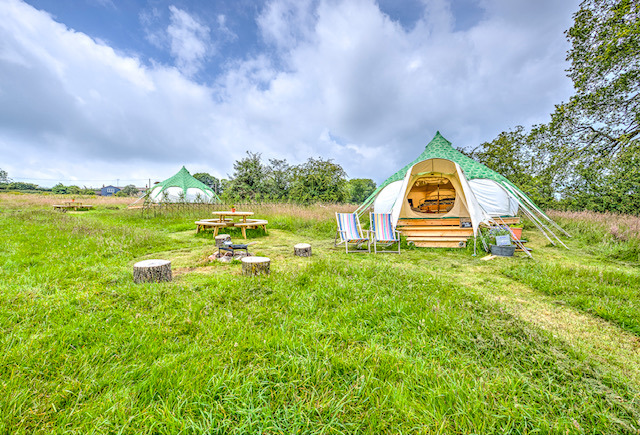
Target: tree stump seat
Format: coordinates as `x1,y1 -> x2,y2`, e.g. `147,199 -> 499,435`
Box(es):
241,256 -> 270,276
133,259 -> 172,283
294,243 -> 312,257
215,234 -> 231,248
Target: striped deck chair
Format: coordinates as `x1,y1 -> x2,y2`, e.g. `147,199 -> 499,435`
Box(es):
335,213 -> 370,253
370,212 -> 401,254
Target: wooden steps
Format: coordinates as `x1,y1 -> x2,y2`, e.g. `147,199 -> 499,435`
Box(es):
400,226 -> 473,238
410,240 -> 468,248
397,218 -> 462,226
405,236 -> 468,248
395,216 -> 521,248
397,217 -> 467,248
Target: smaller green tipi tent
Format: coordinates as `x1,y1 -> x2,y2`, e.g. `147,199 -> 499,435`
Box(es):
149,166 -> 219,203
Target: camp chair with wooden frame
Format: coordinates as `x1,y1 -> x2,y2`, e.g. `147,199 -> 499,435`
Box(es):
370,212 -> 401,254
335,212 -> 370,253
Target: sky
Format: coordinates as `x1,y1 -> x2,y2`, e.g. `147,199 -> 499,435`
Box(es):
0,0 -> 580,188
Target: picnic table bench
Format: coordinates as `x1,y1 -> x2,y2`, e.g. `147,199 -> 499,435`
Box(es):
53,202 -> 94,212
234,219 -> 268,239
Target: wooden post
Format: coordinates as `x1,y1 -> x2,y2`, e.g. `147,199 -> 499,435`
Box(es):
215,234 -> 231,248
294,243 -> 312,257
133,259 -> 172,283
241,257 -> 270,276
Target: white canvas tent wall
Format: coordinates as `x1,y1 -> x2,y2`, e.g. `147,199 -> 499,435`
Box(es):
357,132 -> 569,245
148,166 -> 219,203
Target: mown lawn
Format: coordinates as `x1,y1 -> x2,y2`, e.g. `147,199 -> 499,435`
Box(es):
0,194 -> 639,434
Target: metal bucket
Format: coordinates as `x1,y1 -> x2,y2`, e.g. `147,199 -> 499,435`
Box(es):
490,244 -> 516,257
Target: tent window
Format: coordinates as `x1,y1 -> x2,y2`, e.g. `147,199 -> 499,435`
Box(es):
407,176 -> 456,214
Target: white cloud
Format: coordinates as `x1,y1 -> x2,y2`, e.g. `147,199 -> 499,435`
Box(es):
167,5 -> 212,76
257,0 -> 316,50
88,0 -> 116,9
217,14 -> 238,42
0,0 -> 579,187
140,7 -> 165,49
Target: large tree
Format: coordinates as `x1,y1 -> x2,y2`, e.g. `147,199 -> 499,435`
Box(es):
224,152 -> 267,201
476,0 -> 640,213
346,178 -> 376,204
52,183 -> 68,194
193,172 -> 221,194
550,0 -> 639,162
263,158 -> 291,201
0,168 -> 10,184
466,126 -> 558,208
116,184 -> 140,197
289,157 -> 348,203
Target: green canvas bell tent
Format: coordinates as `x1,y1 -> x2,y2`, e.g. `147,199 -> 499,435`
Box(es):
149,166 -> 220,203
356,132 -> 568,247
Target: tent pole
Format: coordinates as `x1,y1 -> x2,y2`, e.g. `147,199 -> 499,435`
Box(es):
503,182 -> 572,238
519,203 -> 569,248
524,206 -> 569,249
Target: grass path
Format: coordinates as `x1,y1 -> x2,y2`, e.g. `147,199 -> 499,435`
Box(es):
374,227 -> 640,393
454,266 -> 640,387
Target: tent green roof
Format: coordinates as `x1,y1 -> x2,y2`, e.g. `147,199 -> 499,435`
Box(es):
358,132 -> 523,211
152,166 -> 219,201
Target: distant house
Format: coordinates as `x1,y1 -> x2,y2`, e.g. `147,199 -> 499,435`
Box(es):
100,185 -> 120,196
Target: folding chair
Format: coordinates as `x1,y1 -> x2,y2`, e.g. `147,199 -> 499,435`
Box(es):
334,212 -> 370,253
370,212 -> 401,254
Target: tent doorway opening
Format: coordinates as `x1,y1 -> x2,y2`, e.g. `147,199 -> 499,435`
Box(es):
407,176 -> 456,214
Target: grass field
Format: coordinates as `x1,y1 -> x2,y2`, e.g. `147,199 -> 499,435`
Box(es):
1,193 -> 639,434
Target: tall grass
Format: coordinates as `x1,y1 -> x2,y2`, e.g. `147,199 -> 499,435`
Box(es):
548,210 -> 640,241
548,210 -> 640,262
0,192 -> 134,209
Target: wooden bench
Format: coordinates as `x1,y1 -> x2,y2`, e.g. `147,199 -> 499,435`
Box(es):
195,219 -> 233,237
233,219 -> 268,239
53,203 -> 94,212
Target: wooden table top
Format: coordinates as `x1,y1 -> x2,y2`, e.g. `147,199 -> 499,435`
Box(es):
211,211 -> 254,217
53,203 -> 94,208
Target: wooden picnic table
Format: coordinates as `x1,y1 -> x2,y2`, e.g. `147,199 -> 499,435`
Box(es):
195,211 -> 267,239
53,202 -> 94,212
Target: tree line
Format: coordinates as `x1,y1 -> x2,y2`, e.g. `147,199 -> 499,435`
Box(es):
192,153 -> 376,204
0,169 -> 143,197
0,155 -> 377,204
466,0 -> 639,215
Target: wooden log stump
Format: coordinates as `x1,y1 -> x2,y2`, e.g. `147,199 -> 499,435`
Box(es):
294,243 -> 312,257
241,256 -> 270,276
133,259 -> 172,283
215,234 -> 231,248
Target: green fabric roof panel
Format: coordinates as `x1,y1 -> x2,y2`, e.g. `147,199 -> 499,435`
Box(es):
151,166 -> 219,202
358,132 -> 516,210
381,131 -> 510,188
155,166 -> 214,192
